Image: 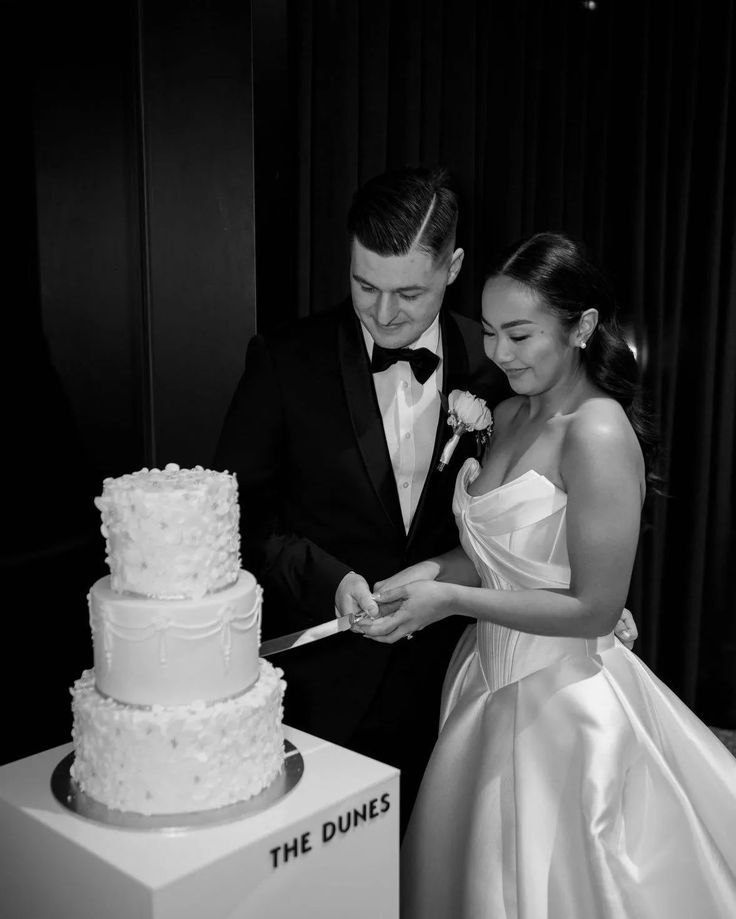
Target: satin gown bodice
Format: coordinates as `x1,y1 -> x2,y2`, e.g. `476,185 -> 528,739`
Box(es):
455,461 -> 615,697
401,459 -> 736,919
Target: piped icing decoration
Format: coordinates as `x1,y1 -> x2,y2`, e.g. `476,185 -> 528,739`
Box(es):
95,463 -> 241,600
90,584 -> 262,671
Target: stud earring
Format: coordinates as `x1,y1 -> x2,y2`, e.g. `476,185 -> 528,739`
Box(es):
580,340 -> 587,350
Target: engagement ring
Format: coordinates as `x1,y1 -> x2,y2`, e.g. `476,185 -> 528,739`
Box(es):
406,633 -> 414,640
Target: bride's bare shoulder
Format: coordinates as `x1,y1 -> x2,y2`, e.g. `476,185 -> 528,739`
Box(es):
569,395 -> 632,432
562,397 -> 644,481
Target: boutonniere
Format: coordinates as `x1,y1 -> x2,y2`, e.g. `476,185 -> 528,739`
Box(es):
437,390 -> 494,471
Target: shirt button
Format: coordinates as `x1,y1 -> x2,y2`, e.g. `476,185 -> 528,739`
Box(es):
401,380 -> 409,389
404,432 -> 411,439
402,481 -> 409,489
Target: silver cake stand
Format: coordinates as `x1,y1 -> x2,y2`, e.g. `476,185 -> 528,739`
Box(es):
50,740 -> 304,832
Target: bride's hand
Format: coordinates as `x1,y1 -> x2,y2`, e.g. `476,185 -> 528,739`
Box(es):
357,580 -> 453,643
372,561 -> 441,617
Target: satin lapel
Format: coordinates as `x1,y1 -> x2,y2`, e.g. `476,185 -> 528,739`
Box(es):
406,310 -> 471,548
338,306 -> 405,535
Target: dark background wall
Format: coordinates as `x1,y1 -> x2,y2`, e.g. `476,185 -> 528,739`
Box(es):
33,1 -> 257,476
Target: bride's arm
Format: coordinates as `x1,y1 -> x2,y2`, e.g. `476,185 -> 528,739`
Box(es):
369,547 -> 480,619
374,546 -> 480,593
362,405 -> 644,642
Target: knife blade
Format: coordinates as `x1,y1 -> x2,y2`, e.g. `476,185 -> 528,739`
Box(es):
260,613 -> 364,657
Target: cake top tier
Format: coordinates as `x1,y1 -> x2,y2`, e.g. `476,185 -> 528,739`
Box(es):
95,463 -> 240,600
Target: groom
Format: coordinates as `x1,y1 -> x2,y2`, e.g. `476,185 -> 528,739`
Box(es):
214,166 -> 507,827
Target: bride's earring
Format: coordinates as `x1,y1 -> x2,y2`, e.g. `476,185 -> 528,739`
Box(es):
575,309 -> 597,352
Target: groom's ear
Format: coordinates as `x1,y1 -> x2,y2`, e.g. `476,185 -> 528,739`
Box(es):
446,248 -> 465,286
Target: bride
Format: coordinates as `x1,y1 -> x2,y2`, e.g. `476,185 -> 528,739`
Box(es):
358,232 -> 736,918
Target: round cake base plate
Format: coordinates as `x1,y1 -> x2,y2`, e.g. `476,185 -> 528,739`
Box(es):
50,740 -> 304,832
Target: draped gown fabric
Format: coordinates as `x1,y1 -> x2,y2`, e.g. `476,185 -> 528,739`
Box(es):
401,460 -> 736,919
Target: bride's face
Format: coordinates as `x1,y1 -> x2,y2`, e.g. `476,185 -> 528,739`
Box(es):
481,276 -> 580,395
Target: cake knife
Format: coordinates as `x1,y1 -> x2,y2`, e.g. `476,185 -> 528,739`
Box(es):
260,611 -> 370,657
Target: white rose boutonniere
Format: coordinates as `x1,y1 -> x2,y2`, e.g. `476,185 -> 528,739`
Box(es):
437,390 -> 494,471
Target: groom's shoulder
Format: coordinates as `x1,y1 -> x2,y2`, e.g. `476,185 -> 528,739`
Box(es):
446,308 -> 481,334
254,300 -> 348,356
445,309 -> 484,357
445,309 -> 510,406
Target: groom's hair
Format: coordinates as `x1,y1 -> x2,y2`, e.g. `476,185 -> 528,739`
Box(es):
347,166 -> 459,264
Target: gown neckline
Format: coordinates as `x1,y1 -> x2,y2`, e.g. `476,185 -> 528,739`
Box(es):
462,459 -> 566,501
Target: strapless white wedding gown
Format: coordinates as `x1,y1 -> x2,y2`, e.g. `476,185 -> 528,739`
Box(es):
400,459 -> 736,919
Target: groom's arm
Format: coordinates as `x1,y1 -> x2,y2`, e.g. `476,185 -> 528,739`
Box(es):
214,333 -> 355,634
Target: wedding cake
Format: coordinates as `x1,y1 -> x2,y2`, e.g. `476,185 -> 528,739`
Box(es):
69,463 -> 285,815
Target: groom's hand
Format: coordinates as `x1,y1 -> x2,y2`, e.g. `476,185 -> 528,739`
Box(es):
614,608 -> 638,650
335,571 -> 379,625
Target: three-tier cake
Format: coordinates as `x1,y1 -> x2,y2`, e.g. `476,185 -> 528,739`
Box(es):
70,463 -> 285,815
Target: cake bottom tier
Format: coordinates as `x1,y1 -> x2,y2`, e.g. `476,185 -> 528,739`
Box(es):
70,659 -> 285,815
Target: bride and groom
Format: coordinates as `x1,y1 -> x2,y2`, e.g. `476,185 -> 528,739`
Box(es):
216,166 -> 736,916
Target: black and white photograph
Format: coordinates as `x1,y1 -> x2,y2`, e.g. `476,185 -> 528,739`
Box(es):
2,1 -> 736,917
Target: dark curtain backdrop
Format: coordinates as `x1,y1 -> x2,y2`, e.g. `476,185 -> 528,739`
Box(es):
254,0 -> 736,724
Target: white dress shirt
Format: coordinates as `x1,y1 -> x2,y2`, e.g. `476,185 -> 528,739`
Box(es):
362,317 -> 443,533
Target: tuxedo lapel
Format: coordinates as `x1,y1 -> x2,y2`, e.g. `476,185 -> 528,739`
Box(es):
338,305 -> 405,535
406,309 -> 472,549
440,308 -> 472,397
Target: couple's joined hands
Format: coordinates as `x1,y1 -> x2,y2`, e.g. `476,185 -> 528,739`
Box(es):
335,563 -> 438,626
335,568 -> 639,650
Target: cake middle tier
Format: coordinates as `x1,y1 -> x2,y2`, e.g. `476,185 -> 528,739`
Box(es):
89,571 -> 261,706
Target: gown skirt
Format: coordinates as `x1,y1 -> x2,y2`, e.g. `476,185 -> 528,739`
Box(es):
400,461 -> 736,919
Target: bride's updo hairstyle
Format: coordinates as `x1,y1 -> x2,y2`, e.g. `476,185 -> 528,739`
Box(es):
493,231 -> 660,483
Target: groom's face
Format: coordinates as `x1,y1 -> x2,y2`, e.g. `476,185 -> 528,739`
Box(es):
350,239 -> 464,349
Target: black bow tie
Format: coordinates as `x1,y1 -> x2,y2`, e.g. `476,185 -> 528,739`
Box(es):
370,344 -> 440,385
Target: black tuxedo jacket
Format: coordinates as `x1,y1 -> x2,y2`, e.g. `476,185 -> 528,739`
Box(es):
214,300 -> 509,751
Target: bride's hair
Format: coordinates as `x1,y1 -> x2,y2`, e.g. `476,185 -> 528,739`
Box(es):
492,231 -> 661,487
